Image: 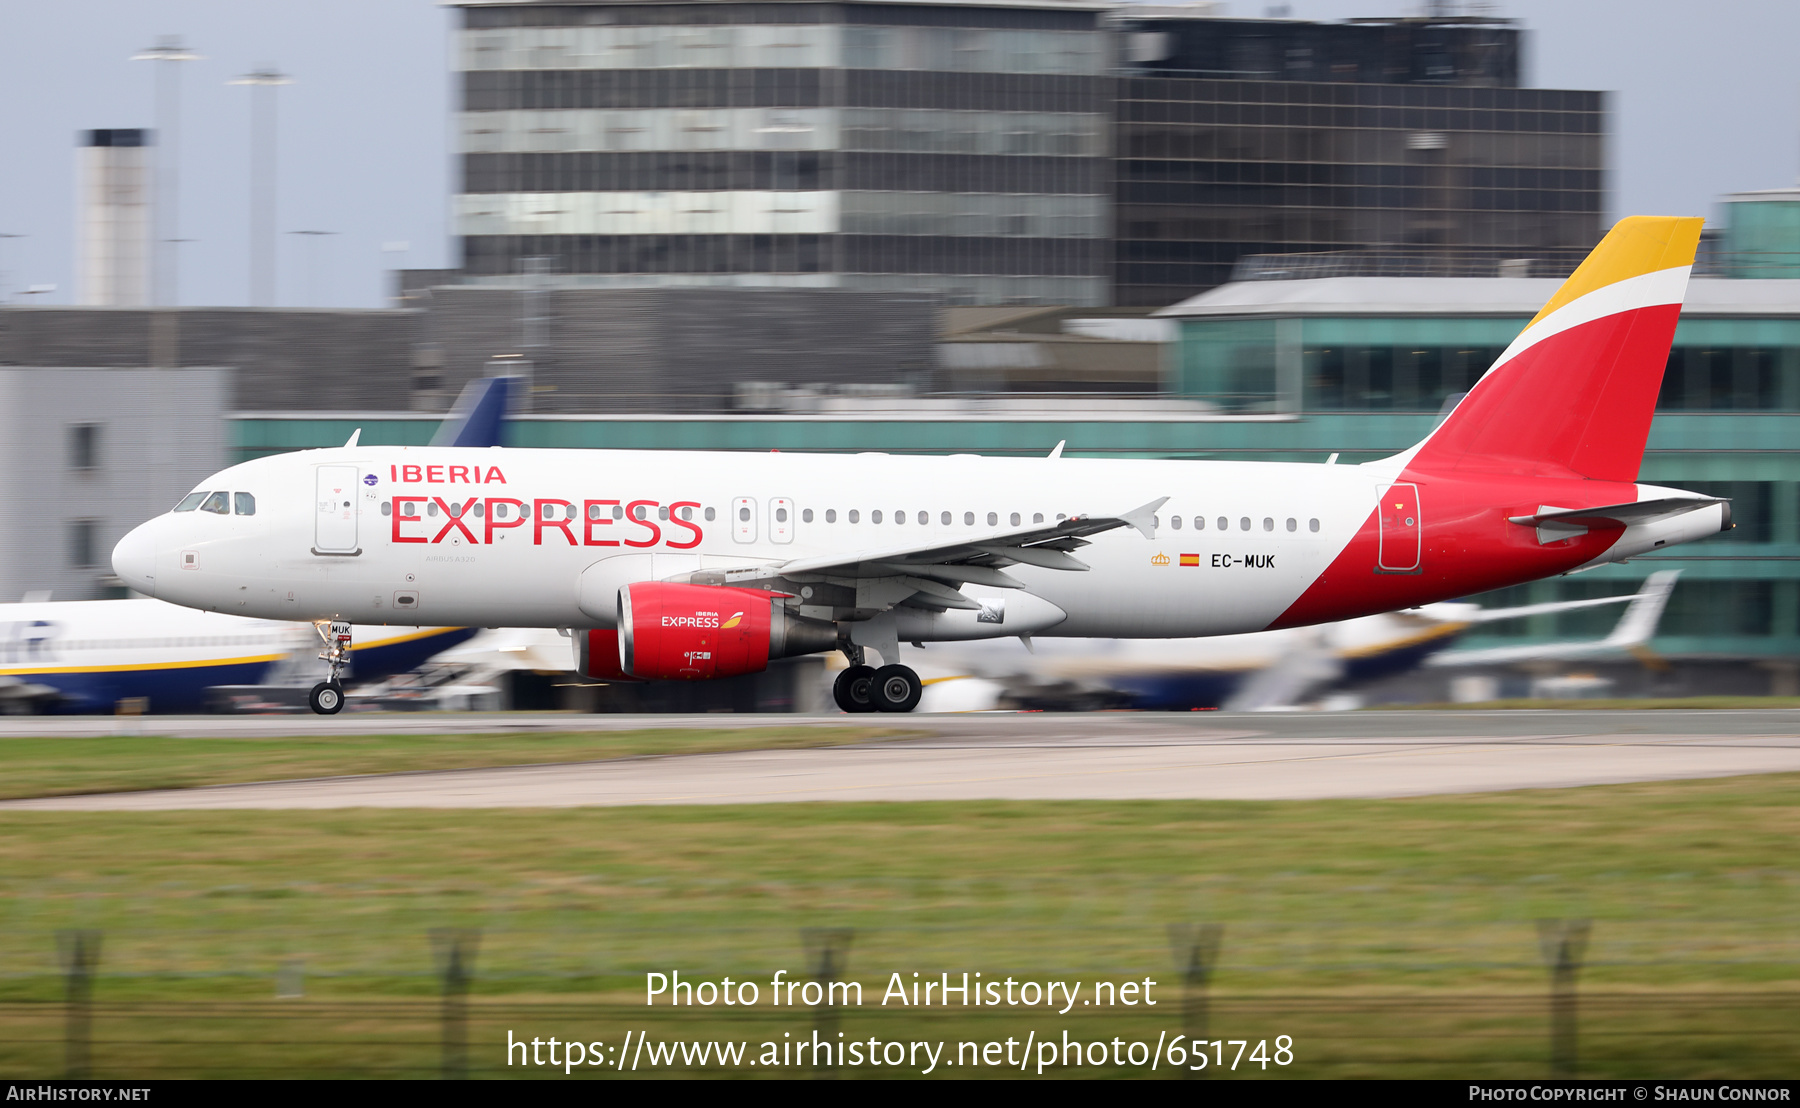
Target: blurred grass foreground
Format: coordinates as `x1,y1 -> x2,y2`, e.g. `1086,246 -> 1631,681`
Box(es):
1,773 -> 1798,1078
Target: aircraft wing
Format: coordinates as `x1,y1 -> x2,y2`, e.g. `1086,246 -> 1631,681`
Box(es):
1449,593 -> 1644,624
711,497 -> 1168,611
1425,570 -> 1680,667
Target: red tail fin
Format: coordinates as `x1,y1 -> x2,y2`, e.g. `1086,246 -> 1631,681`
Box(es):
1406,216 -> 1703,481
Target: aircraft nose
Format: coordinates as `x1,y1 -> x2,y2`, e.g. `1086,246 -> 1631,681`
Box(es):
111,521 -> 158,597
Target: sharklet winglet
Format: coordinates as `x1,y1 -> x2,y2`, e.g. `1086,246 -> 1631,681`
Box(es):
1118,497 -> 1169,539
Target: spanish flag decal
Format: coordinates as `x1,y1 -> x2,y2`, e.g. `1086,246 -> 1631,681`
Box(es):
1180,553 -> 1200,567
722,611 -> 743,630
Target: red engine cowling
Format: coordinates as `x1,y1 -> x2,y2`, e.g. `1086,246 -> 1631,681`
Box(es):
574,629 -> 641,682
618,583 -> 777,681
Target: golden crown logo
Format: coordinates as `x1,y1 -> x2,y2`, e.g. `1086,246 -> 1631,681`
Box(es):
1150,552 -> 1171,566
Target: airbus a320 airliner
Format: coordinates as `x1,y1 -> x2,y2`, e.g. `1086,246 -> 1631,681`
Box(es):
113,217 -> 1728,714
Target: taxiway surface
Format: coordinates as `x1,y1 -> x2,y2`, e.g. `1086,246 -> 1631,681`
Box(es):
6,710 -> 1800,810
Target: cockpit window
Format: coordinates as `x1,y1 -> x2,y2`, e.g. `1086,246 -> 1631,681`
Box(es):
173,492 -> 207,513
200,491 -> 230,515
234,492 -> 256,516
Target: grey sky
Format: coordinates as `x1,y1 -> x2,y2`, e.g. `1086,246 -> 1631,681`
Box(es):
0,0 -> 1794,309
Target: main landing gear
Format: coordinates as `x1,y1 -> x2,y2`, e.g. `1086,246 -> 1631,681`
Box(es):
309,620 -> 352,716
833,650 -> 923,714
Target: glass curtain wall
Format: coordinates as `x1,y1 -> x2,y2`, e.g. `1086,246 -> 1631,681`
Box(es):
1116,80 -> 1607,307
1179,316 -> 1800,413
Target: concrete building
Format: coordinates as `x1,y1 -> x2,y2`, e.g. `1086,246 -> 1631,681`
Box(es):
0,285 -> 936,414
0,368 -> 228,601
76,130 -> 153,307
454,0 -> 1115,305
448,2 -> 1603,308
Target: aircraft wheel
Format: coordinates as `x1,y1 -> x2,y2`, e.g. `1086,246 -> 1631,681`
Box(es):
833,666 -> 877,713
871,664 -> 923,713
308,680 -> 345,716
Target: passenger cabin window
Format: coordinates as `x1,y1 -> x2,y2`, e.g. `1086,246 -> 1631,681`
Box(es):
200,491 -> 230,515
704,507 -> 716,521
1195,516 -> 1205,530
174,492 -> 207,512
802,508 -> 813,523
848,510 -> 859,523
987,512 -> 998,526
872,510 -> 883,523
1033,513 -> 1044,524
1286,518 -> 1296,532
1239,517 -> 1251,531
234,493 -> 256,516
1263,517 -> 1274,531
1010,513 -> 1021,526
1217,517 -> 1227,530
1309,518 -> 1320,532
825,509 -> 836,523
1171,515 -> 1182,530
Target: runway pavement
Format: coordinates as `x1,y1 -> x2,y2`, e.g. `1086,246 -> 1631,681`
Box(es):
7,710 -> 1800,810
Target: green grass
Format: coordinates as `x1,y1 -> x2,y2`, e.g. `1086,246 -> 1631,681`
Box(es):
1,775 -> 1798,1077
1386,697 -> 1800,710
0,726 -> 902,801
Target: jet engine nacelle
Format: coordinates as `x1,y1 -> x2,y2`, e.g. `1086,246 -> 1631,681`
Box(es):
574,628 -> 642,682
616,582 -> 836,681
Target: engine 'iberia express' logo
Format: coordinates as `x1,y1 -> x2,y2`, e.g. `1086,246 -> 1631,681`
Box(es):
722,611 -> 744,630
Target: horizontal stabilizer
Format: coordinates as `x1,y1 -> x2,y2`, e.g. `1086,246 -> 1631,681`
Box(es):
1507,497 -> 1726,529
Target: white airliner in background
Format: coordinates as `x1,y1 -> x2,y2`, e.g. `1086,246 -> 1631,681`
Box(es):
0,599 -> 473,714
0,377 -> 514,714
913,571 -> 1680,712
111,217 -> 1731,714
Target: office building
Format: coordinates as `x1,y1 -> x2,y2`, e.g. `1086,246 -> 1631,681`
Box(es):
1110,10 -> 1602,305
450,2 -> 1604,308
455,0 -> 1114,305
0,368 -> 227,601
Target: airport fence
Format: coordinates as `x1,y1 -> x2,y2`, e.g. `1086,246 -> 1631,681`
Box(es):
2,916 -> 1798,1079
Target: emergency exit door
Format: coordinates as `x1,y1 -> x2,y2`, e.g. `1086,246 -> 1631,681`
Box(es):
315,465 -> 359,553
1376,483 -> 1421,573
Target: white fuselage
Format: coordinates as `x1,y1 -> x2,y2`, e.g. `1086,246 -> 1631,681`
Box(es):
116,446 -> 1397,639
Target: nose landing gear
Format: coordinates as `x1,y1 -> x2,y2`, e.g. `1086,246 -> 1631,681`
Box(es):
309,620 -> 351,715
